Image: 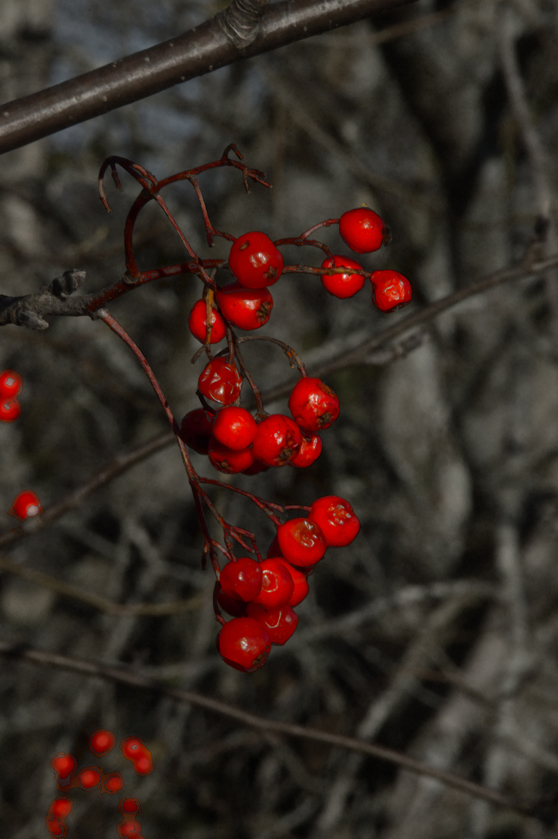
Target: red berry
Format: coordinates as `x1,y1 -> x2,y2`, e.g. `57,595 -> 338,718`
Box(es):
339,207 -> 389,253
370,270 -> 412,312
50,753 -> 77,780
78,767 -> 102,789
246,603 -> 299,645
208,437 -> 254,474
119,799 -> 141,815
229,232 -> 283,289
320,255 -> 365,298
217,617 -> 271,672
251,558 -> 294,609
276,518 -> 327,567
309,496 -> 360,547
290,433 -> 322,468
216,587 -> 248,617
104,772 -> 124,794
216,282 -> 273,330
0,398 -> 21,422
288,377 -> 339,433
49,798 -> 73,819
134,754 -> 153,775
89,728 -> 116,756
219,557 -> 262,602
188,299 -> 226,343
46,815 -> 66,838
179,408 -> 215,455
266,535 -> 283,558
242,459 -> 270,476
272,558 -> 310,607
9,489 -> 43,521
117,820 -> 143,838
198,358 -> 242,405
0,369 -> 22,399
252,414 -> 302,467
212,407 -> 258,451
120,737 -> 147,762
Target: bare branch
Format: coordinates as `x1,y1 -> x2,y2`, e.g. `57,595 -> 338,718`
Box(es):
0,0 -> 418,154
0,640 -> 546,822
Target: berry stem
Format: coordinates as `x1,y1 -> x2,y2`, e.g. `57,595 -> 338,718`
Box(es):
237,336 -> 307,376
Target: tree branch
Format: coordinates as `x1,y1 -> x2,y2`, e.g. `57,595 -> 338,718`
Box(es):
0,639 -> 547,823
0,0 -> 418,154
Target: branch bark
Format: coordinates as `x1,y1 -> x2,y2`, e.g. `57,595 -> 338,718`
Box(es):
0,0 -> 418,154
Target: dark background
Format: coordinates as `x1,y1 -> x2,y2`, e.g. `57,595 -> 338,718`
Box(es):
1,0 -> 558,837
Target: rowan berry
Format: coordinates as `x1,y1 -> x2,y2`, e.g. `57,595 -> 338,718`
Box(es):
45,815 -> 66,838
212,406 -> 258,451
290,432 -> 322,468
276,518 -> 327,567
89,728 -> 116,756
120,738 -> 154,775
251,558 -> 294,609
266,535 -> 283,558
219,557 -> 262,602
309,496 -> 360,547
216,587 -> 248,617
119,799 -> 141,815
9,489 -> 43,521
229,231 -> 283,288
339,207 -> 390,253
321,255 -> 365,298
208,437 -> 255,474
252,414 -> 302,467
179,408 -> 215,455
198,357 -> 242,405
217,617 -> 271,672
50,753 -> 77,781
104,772 -> 124,794
242,459 -> 270,475
120,737 -> 147,762
370,270 -> 412,312
0,399 -> 21,422
78,767 -> 102,789
246,603 -> 298,645
216,282 -> 273,330
272,558 -> 309,606
134,754 -> 154,775
188,299 -> 226,343
0,369 -> 22,399
48,798 -> 73,819
288,377 -> 339,432
117,820 -> 143,838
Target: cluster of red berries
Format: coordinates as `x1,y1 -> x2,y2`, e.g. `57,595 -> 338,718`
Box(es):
180,371 -> 337,474
216,495 -> 360,672
96,150 -> 413,677
46,731 -> 153,838
0,368 -> 23,422
179,206 -> 411,672
187,207 -> 411,349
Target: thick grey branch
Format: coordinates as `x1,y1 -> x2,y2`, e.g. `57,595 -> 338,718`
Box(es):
0,269 -> 87,329
0,0 -> 418,154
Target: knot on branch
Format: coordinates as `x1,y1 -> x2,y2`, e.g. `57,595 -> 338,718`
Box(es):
215,0 -> 269,49
0,269 -> 86,330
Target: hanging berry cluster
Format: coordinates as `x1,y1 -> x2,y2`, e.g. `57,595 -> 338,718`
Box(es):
95,145 -> 412,673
